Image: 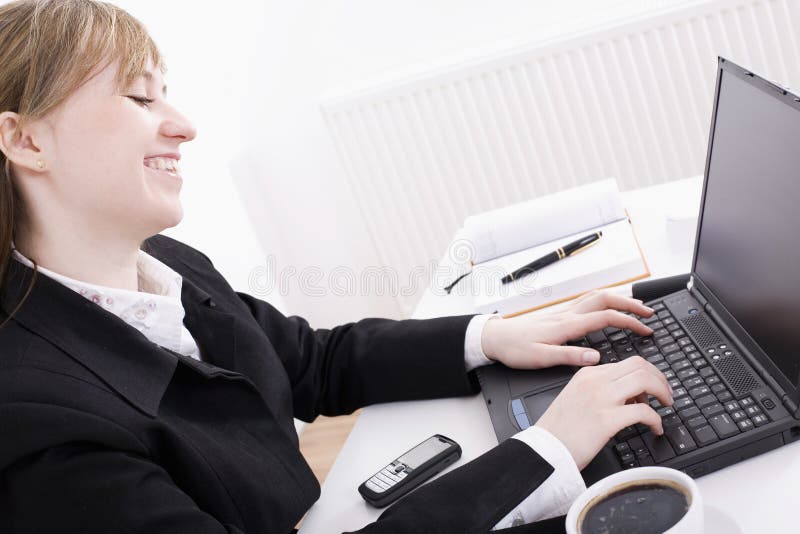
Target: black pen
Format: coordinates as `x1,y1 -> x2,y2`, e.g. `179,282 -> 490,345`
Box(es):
500,231 -> 603,284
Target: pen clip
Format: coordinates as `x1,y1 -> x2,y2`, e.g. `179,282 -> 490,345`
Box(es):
567,238 -> 601,257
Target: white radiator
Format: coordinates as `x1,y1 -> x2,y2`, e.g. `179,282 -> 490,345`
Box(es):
321,0 -> 800,316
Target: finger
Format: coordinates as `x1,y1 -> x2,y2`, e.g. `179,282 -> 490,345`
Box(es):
531,343 -> 600,367
572,292 -> 655,318
606,356 -> 667,386
615,403 -> 665,436
579,309 -> 654,336
612,369 -> 673,407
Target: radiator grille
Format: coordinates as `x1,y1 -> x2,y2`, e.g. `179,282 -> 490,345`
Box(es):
322,0 -> 800,315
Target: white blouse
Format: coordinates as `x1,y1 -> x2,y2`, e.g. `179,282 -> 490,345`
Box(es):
11,246 -> 202,361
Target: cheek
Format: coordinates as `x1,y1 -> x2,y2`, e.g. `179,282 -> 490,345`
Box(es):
53,109 -> 148,192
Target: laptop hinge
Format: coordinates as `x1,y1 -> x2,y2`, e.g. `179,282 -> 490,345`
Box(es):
686,275 -> 707,307
691,278 -> 796,414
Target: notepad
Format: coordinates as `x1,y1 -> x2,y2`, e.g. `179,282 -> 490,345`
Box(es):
457,178 -> 650,316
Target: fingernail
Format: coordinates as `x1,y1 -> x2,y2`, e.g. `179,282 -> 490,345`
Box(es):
645,306 -> 655,313
582,351 -> 600,364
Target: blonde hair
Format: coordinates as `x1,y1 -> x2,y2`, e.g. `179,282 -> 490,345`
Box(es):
0,0 -> 164,325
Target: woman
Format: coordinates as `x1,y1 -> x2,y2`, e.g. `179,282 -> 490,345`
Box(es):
0,1 -> 672,532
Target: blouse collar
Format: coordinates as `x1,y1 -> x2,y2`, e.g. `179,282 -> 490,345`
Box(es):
10,245 -> 195,358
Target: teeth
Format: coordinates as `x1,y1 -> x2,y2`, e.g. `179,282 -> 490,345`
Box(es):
144,157 -> 179,173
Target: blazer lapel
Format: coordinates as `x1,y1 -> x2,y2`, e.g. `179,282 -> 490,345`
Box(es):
0,259 -> 176,418
178,276 -> 237,372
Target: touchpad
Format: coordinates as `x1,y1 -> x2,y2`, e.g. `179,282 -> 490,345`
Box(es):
507,365 -> 575,397
522,385 -> 564,425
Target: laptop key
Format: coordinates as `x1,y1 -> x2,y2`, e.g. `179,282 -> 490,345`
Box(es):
671,360 -> 691,372
664,425 -> 697,455
656,406 -> 675,417
685,351 -> 703,361
695,395 -> 717,409
586,331 -> 607,345
642,432 -> 676,463
614,442 -> 631,456
678,406 -> 700,420
640,345 -> 660,357
608,331 -> 627,342
638,455 -> 655,466
666,352 -> 685,365
711,383 -> 727,394
662,414 -> 682,428
738,419 -> 755,432
689,386 -> 711,399
616,426 -> 638,440
731,410 -> 747,422
673,397 -> 693,411
701,403 -> 725,418
677,368 -> 698,380
656,337 -> 676,348
709,413 -> 740,439
705,376 -> 721,386
752,414 -> 769,427
686,415 -> 708,429
692,359 -> 708,370
683,377 -> 704,389
692,425 -> 719,447
717,391 -> 733,402
628,436 -> 648,458
724,400 -> 741,412
661,343 -> 680,354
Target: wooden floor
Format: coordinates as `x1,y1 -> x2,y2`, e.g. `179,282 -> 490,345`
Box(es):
298,410 -> 362,485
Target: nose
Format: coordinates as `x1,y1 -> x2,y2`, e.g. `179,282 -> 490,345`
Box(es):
159,104 -> 197,143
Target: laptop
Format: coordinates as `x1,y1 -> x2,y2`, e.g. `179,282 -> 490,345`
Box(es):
477,57 -> 800,485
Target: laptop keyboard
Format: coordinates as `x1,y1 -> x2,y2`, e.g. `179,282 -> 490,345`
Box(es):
568,301 -> 771,469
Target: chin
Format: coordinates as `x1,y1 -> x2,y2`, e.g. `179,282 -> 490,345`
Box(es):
149,205 -> 184,234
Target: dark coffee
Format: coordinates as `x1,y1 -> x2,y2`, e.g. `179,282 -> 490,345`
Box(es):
578,479 -> 691,534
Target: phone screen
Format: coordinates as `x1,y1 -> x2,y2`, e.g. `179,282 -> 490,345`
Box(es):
397,436 -> 451,469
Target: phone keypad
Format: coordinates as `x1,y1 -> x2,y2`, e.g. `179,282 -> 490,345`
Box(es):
365,462 -> 410,493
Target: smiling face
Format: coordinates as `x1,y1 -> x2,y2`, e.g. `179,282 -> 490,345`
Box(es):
36,57 -> 197,242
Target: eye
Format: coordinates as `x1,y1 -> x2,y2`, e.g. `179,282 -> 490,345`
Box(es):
126,95 -> 155,108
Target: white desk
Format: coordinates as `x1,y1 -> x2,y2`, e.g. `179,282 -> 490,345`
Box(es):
300,176 -> 798,533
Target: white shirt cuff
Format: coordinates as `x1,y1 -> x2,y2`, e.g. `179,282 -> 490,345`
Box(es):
463,314 -> 500,372
492,425 -> 587,529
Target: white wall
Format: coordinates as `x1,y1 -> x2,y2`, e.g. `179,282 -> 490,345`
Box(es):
114,0 -> 288,314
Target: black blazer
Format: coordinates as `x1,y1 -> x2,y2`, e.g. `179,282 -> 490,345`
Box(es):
0,235 -> 565,533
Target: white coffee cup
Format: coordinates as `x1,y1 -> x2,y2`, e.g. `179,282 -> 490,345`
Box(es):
565,466 -> 703,534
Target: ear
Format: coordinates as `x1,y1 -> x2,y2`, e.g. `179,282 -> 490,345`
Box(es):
0,111 -> 47,175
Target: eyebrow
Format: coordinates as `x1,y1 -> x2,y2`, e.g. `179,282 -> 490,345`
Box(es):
141,71 -> 168,96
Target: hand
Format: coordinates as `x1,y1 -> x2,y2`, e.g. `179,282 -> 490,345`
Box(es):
535,355 -> 674,470
480,290 -> 655,369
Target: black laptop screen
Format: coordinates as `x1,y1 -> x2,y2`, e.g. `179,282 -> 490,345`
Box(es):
694,68 -> 800,389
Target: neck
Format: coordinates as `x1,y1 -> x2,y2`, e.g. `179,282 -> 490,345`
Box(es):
14,226 -> 143,292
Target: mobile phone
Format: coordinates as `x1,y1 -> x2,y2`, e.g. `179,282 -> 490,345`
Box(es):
358,434 -> 461,508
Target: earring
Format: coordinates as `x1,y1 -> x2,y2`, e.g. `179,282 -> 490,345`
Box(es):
36,159 -> 45,169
